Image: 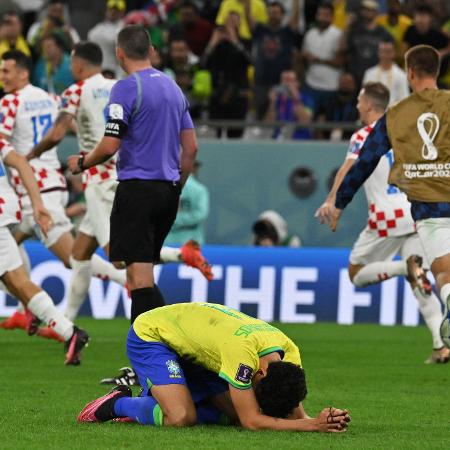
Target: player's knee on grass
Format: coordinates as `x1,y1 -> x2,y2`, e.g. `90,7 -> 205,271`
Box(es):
254,362 -> 307,419
163,404 -> 197,427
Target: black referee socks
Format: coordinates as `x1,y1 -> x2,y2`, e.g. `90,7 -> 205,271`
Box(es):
130,286 -> 166,324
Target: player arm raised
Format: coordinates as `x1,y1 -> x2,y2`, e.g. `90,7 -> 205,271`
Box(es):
229,386 -> 349,432
27,112 -> 73,160
3,148 -> 52,236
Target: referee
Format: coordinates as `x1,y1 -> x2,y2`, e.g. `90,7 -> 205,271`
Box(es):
68,26 -> 198,322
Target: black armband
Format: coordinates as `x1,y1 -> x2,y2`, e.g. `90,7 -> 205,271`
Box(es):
77,155 -> 85,171
104,119 -> 127,138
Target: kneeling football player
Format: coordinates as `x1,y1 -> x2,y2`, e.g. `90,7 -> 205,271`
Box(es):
78,303 -> 350,432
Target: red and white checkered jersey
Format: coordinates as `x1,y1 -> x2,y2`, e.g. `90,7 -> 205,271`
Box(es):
0,84 -> 66,196
346,122 -> 415,237
0,140 -> 21,227
61,74 -> 117,186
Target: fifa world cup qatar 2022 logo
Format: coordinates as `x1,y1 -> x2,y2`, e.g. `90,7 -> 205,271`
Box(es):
417,112 -> 440,161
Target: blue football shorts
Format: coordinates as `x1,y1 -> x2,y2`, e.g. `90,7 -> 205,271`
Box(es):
127,326 -> 229,402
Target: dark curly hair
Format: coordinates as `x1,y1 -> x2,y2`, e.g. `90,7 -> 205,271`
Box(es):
254,362 -> 307,418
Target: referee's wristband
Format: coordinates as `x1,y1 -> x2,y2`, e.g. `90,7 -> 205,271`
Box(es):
77,155 -> 85,171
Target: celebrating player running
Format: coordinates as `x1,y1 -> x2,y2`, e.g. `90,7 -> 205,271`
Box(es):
328,45 -> 450,349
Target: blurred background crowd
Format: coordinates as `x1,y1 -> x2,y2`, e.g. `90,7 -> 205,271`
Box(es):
2,0 -> 450,141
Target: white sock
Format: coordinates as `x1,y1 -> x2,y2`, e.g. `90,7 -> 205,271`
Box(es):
27,291 -> 74,341
413,287 -> 444,349
440,283 -> 450,308
352,261 -> 407,287
160,247 -> 181,263
90,254 -> 126,285
65,256 -> 92,322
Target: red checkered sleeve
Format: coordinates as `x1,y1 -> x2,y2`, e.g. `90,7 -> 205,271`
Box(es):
61,81 -> 84,116
0,93 -> 19,137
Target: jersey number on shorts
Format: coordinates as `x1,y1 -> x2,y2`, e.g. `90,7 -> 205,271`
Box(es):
31,114 -> 53,145
385,150 -> 400,195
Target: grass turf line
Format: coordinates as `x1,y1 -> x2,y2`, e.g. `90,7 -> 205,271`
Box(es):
0,318 -> 449,450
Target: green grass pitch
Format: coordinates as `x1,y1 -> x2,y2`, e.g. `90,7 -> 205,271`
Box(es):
0,318 -> 448,450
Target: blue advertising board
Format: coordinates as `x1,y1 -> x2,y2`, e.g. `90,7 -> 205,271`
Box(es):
0,242 -> 424,326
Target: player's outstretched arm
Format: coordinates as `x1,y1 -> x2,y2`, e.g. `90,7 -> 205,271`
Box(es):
229,386 -> 350,432
4,150 -> 52,237
315,158 -> 355,225
27,112 -> 73,160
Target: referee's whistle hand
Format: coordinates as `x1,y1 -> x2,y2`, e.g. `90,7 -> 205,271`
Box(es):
67,155 -> 83,175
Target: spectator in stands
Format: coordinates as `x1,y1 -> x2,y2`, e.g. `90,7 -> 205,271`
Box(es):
302,2 -> 343,117
376,0 -> 412,59
203,12 -> 251,138
0,11 -> 30,57
123,9 -> 165,50
165,161 -> 210,246
32,33 -> 74,94
266,69 -> 314,140
251,0 -> 301,120
87,0 -> 126,77
215,0 -> 268,42
319,72 -> 359,141
27,0 -> 80,53
169,1 -> 214,57
344,0 -> 393,87
362,40 -> 409,105
278,0 -> 306,33
441,12 -> 450,88
402,4 -> 450,80
0,11 -> 30,96
332,0 -> 358,30
252,210 -> 301,247
164,38 -> 205,118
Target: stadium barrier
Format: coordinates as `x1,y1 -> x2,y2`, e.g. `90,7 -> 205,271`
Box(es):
58,136 -> 368,247
0,242 -> 425,326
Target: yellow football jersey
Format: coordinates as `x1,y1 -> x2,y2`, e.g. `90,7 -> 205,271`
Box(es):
133,302 -> 302,389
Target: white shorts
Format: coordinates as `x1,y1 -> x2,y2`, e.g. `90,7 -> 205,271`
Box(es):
78,180 -> 117,248
19,190 -> 73,248
0,226 -> 23,277
416,218 -> 450,265
349,227 -> 429,268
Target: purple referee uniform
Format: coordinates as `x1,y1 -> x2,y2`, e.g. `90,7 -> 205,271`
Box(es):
105,68 -> 194,180
106,68 -> 194,265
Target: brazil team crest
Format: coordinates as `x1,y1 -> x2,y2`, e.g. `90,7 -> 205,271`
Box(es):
166,360 -> 182,378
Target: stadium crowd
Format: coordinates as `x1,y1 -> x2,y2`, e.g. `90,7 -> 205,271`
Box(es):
1,0 -> 450,140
